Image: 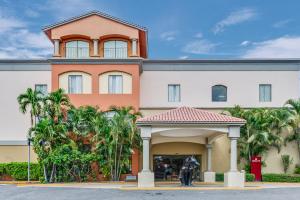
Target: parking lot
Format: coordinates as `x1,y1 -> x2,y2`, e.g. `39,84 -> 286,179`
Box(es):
1,184 -> 300,200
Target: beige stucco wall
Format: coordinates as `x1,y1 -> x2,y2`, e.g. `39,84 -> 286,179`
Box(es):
99,71 -> 132,94
51,15 -> 139,39
59,71 -> 92,94
263,130 -> 300,174
140,71 -> 299,108
0,146 -> 37,163
0,71 -> 51,141
212,135 -> 230,173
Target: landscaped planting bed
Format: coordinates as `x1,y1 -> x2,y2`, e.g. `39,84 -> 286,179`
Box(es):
262,173 -> 300,182
0,162 -> 42,181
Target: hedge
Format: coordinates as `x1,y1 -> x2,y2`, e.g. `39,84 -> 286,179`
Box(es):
215,173 -> 255,182
0,162 -> 42,181
295,166 -> 300,174
262,173 -> 300,182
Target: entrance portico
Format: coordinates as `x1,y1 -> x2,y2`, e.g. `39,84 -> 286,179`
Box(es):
136,107 -> 246,188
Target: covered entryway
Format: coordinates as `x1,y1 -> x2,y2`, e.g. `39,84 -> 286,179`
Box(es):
136,107 -> 246,188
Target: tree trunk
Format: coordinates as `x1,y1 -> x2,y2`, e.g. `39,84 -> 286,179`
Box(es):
49,163 -> 56,183
30,111 -> 34,127
114,141 -> 118,181
43,164 -> 48,182
117,144 -> 123,181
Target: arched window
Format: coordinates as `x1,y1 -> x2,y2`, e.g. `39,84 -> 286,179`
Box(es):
59,71 -> 92,94
212,85 -> 227,102
99,71 -> 132,94
65,41 -> 89,58
104,40 -> 128,58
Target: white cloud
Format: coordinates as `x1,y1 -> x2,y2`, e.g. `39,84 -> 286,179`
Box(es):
213,8 -> 257,34
179,55 -> 189,59
242,36 -> 300,58
182,39 -> 218,54
160,31 -> 177,41
0,15 -> 52,58
273,19 -> 292,28
0,16 -> 25,33
240,40 -> 251,46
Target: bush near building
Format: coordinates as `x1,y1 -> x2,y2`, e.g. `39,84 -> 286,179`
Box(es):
0,162 -> 42,180
295,165 -> 300,174
262,173 -> 300,182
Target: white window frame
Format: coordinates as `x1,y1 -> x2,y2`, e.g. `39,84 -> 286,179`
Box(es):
103,40 -> 128,58
68,75 -> 83,94
259,84 -> 272,102
168,84 -> 181,102
65,40 -> 89,58
108,75 -> 123,94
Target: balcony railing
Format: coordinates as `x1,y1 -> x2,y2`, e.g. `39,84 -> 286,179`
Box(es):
104,47 -> 128,58
65,47 -> 89,58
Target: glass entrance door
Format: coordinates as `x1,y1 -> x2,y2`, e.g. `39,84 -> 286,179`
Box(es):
153,155 -> 201,181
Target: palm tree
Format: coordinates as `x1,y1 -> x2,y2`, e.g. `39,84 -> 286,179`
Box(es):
108,106 -> 142,180
17,88 -> 43,182
226,106 -> 288,167
30,118 -> 68,182
17,88 -> 43,127
44,88 -> 71,122
285,99 -> 300,162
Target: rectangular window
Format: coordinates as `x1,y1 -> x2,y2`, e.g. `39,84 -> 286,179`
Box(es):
68,75 -> 83,94
35,84 -> 48,96
168,84 -> 180,102
259,84 -> 272,102
108,75 -> 123,94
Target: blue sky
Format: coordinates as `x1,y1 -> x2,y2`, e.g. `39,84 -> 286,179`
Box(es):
1,0 -> 300,59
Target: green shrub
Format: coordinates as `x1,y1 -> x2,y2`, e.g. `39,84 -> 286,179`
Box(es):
216,173 -> 224,182
215,173 -> 255,182
281,155 -> 293,174
245,173 -> 255,181
262,173 -> 300,182
295,164 -> 300,174
0,162 -> 42,181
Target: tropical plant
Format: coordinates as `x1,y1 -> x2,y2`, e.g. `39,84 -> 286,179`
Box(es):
18,88 -> 142,182
226,106 -> 289,167
284,99 -> 300,163
17,88 -> 43,127
281,154 -> 293,174
43,88 -> 71,122
95,106 -> 142,181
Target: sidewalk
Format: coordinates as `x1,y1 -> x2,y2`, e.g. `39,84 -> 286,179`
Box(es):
2,181 -> 300,190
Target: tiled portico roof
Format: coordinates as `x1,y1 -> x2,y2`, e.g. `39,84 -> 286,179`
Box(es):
137,107 -> 246,125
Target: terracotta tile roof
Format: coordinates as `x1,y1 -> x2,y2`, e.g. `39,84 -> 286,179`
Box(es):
137,107 -> 246,125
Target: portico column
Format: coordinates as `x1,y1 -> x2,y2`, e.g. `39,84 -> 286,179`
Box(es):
53,39 -> 60,56
206,144 -> 212,171
131,38 -> 138,56
229,137 -> 238,172
224,126 -> 245,187
138,126 -> 154,188
93,39 -> 99,56
204,144 -> 215,182
142,137 -> 150,172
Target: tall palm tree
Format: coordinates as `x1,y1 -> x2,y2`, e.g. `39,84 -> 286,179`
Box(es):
17,88 -> 43,127
226,106 -> 287,167
17,88 -> 43,182
44,88 -> 71,122
108,106 -> 142,180
285,99 -> 300,162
